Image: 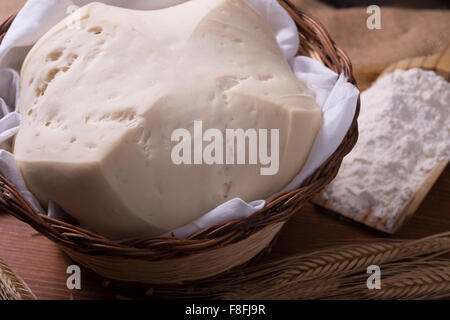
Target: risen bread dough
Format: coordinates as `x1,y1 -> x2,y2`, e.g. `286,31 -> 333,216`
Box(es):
14,0 -> 322,239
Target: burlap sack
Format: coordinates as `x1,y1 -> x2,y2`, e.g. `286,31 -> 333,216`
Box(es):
293,0 -> 450,89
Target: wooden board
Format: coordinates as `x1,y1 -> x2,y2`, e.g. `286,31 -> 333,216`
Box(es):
313,45 -> 450,234
314,160 -> 449,234
380,44 -> 450,80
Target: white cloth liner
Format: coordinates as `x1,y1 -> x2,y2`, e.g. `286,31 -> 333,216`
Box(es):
0,0 -> 359,238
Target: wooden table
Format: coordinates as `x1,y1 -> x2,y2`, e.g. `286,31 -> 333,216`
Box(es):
0,0 -> 449,300
1,168 -> 448,300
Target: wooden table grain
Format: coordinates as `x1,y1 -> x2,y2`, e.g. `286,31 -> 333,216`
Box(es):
0,0 -> 449,300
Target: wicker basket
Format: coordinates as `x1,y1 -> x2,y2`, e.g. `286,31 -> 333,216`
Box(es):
0,0 -> 360,285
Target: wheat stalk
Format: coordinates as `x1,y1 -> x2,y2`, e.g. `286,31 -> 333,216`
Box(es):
367,265 -> 450,299
328,261 -> 450,300
231,232 -> 450,284
148,232 -> 450,299
0,258 -> 36,300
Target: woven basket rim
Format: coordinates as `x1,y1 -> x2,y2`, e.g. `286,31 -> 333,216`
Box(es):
0,0 -> 360,261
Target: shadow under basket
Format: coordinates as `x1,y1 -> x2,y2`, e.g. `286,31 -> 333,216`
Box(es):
0,0 -> 360,285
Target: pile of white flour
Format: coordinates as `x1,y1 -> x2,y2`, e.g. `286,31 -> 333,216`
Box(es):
322,68 -> 449,232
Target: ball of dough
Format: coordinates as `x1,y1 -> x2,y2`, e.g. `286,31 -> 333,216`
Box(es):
14,0 -> 322,239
